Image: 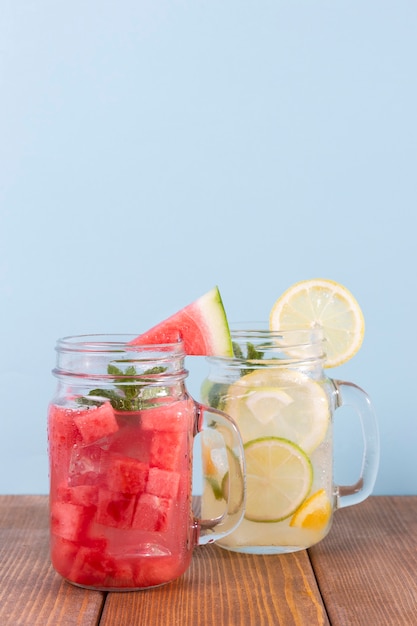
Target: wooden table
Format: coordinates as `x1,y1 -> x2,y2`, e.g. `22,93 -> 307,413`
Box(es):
1,496 -> 416,625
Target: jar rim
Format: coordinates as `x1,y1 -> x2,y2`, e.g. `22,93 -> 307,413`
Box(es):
52,334 -> 188,382
55,334 -> 186,355
209,323 -> 326,366
229,323 -> 325,341
230,321 -> 322,329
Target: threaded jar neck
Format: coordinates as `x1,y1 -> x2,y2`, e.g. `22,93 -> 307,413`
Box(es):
52,335 -> 189,411
206,325 -> 326,372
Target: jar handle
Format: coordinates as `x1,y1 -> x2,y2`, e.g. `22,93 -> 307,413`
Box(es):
193,403 -> 246,544
333,380 -> 380,509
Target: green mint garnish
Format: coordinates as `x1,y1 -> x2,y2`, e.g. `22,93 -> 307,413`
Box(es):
206,382 -> 229,411
232,342 -> 245,359
232,341 -> 265,377
232,341 -> 263,361
77,364 -> 167,411
246,342 -> 263,360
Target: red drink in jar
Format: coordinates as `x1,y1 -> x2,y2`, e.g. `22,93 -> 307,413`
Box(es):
48,335 -> 245,590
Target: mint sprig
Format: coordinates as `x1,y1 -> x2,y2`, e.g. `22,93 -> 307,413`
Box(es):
78,364 -> 167,411
233,341 -> 265,376
232,341 -> 263,361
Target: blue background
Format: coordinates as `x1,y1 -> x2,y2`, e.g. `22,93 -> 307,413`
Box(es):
1,1 -> 416,495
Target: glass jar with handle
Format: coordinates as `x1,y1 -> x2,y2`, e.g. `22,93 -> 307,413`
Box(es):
48,334 -> 245,589
201,325 -> 379,554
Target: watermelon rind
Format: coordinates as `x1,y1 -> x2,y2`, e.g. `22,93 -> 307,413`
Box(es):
194,287 -> 233,356
131,286 -> 233,357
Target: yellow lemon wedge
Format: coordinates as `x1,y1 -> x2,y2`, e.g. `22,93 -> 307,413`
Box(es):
290,488 -> 332,532
201,429 -> 229,500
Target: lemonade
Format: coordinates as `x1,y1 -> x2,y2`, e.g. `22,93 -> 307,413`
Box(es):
201,328 -> 334,553
201,279 -> 378,554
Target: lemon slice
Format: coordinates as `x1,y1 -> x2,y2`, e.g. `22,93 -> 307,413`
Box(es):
201,429 -> 229,500
201,430 -> 244,515
269,278 -> 365,368
220,446 -> 245,515
290,488 -> 332,531
224,368 -> 330,454
244,437 -> 313,523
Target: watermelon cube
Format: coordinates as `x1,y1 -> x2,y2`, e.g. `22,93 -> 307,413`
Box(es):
140,400 -> 193,433
51,501 -> 93,542
132,493 -> 174,532
50,536 -> 79,579
73,402 -> 119,445
96,489 -> 136,528
146,467 -> 180,499
106,455 -> 149,495
57,484 -> 98,507
48,404 -> 80,448
150,430 -> 184,471
70,545 -> 111,586
48,405 -> 81,482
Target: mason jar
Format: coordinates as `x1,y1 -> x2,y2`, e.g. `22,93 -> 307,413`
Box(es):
48,335 -> 245,589
201,325 -> 379,554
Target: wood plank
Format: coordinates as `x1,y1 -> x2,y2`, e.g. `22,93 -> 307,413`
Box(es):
3,494 -> 416,625
101,543 -> 329,626
309,496 -> 417,626
0,495 -> 104,626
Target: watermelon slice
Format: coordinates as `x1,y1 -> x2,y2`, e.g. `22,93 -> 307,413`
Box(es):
130,286 -> 233,356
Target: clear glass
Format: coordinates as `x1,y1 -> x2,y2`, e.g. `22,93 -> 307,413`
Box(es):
48,335 -> 245,590
201,325 -> 379,554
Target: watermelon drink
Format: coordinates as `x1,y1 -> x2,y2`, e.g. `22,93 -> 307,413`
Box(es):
48,335 -> 245,590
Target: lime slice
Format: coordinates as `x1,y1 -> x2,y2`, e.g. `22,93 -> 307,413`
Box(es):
224,368 -> 330,454
290,488 -> 332,531
269,278 -> 365,368
244,437 -> 313,523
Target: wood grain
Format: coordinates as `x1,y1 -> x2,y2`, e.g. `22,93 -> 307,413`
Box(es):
1,496 -> 417,625
309,496 -> 417,626
0,495 -> 104,626
101,544 -> 329,626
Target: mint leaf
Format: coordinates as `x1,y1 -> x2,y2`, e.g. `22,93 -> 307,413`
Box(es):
232,342 -> 245,359
246,342 -> 263,360
77,364 -> 168,411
